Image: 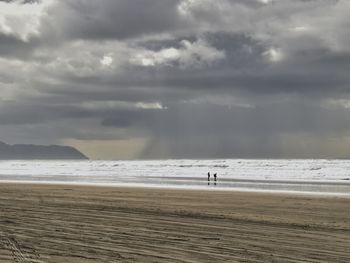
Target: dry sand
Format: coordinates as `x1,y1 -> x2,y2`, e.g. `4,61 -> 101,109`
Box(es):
0,183 -> 349,262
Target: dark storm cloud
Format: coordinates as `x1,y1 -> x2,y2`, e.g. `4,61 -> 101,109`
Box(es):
44,0 -> 187,40
1,0 -> 350,158
0,102 -> 89,125
101,101 -> 350,136
0,33 -> 38,59
0,0 -> 40,3
38,31 -> 350,98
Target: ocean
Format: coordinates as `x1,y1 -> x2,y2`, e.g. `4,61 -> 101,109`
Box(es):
0,159 -> 349,196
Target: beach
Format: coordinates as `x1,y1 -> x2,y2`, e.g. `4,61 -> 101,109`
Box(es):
0,183 -> 349,262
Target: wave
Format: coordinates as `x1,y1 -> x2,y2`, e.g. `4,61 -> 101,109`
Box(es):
0,159 -> 349,195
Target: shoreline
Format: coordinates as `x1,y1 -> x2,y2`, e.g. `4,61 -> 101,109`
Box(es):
0,180 -> 349,198
0,183 -> 349,262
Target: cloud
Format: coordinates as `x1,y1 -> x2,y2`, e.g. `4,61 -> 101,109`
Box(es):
0,0 -> 53,41
42,0 -> 187,40
1,0 -> 350,158
100,54 -> 113,67
0,33 -> 38,58
263,47 -> 284,62
130,38 -> 225,68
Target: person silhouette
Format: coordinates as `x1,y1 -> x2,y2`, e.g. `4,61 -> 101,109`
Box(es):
214,173 -> 217,185
207,172 -> 210,185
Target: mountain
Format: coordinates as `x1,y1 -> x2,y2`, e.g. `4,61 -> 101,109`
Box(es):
0,141 -> 88,160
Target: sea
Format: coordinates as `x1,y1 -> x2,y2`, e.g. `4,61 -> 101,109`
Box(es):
0,159 -> 349,196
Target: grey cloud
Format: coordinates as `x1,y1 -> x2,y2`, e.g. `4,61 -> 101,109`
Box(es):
38,32 -> 350,98
101,100 -> 350,136
133,101 -> 350,158
0,33 -> 38,59
43,0 -> 187,40
1,0 -> 350,158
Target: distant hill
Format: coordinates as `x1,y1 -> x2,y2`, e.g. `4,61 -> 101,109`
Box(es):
0,141 -> 88,160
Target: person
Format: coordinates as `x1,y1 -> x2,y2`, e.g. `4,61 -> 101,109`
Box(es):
214,173 -> 217,185
207,172 -> 210,185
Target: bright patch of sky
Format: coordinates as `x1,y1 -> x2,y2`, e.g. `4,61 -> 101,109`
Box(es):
100,55 -> 114,67
0,0 -> 54,40
264,47 -> 284,62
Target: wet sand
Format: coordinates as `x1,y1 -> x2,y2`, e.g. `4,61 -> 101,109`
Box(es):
0,183 -> 349,262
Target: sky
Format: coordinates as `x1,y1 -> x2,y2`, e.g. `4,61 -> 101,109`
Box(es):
1,0 -> 350,159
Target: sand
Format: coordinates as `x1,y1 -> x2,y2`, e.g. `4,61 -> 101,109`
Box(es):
0,183 -> 349,262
